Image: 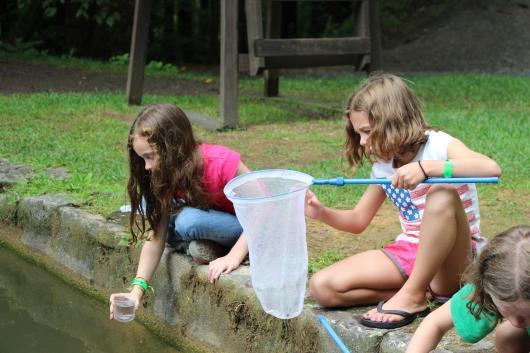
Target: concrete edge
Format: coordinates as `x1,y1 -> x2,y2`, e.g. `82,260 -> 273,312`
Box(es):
0,193 -> 495,353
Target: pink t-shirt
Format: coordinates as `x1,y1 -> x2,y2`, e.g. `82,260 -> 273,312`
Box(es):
191,144 -> 240,214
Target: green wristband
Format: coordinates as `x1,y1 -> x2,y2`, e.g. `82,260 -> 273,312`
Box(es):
130,277 -> 155,295
131,277 -> 148,292
443,160 -> 453,178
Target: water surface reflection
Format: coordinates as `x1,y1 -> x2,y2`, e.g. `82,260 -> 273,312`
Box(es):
0,244 -> 185,353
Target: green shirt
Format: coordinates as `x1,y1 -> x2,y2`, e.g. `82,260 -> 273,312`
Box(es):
450,283 -> 530,343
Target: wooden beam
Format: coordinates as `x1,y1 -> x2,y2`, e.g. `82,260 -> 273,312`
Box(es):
245,0 -> 265,76
184,110 -> 220,131
126,0 -> 153,105
264,0 -> 281,97
354,0 -> 370,71
242,55 -> 362,70
255,37 -> 370,57
220,0 -> 238,128
263,55 -> 360,69
369,0 -> 383,70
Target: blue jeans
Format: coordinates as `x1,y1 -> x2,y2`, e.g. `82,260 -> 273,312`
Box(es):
167,207 -> 243,248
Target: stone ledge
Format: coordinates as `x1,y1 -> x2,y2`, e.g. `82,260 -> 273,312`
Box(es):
0,193 -> 495,352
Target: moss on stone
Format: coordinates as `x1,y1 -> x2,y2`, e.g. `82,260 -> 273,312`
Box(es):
178,268 -> 321,353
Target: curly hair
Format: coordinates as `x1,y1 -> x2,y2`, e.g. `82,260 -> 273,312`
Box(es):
464,225 -> 530,323
342,73 -> 429,172
127,103 -> 209,243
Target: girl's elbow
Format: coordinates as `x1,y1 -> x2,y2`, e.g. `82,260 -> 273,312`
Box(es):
350,223 -> 369,234
491,162 -> 501,177
482,158 -> 501,177
494,168 -> 501,178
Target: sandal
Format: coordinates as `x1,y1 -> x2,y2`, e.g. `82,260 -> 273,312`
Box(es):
360,301 -> 430,329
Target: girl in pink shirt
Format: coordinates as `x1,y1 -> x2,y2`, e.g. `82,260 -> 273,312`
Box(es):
110,103 -> 250,320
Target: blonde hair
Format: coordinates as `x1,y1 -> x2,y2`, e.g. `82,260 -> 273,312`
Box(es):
343,73 -> 428,171
465,225 -> 530,322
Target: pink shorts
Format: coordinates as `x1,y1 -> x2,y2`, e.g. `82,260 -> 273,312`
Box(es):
381,239 -> 477,303
381,240 -> 418,279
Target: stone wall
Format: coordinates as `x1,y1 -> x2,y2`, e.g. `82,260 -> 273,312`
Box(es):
0,190 -> 495,352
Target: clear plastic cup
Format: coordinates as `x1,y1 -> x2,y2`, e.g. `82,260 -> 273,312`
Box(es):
113,296 -> 135,323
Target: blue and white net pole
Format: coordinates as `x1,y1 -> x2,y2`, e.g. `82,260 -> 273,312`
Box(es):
312,177 -> 499,186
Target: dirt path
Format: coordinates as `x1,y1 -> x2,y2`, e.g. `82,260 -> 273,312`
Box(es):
0,60 -> 215,96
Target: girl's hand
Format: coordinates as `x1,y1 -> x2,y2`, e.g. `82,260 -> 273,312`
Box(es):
305,190 -> 324,220
208,255 -> 242,283
109,288 -> 142,320
392,162 -> 425,190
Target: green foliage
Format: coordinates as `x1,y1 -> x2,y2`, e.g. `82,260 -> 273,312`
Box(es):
42,0 -> 121,27
146,60 -> 178,74
109,53 -> 129,66
0,38 -> 42,55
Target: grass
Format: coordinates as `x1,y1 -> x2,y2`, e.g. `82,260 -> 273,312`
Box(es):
308,250 -> 346,274
1,53 -> 529,271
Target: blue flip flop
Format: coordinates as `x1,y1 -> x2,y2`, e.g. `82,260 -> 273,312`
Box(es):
360,300 -> 431,329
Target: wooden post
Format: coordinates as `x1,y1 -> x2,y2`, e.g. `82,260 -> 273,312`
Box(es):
220,0 -> 238,128
126,0 -> 153,105
354,0 -> 370,71
264,0 -> 281,97
369,0 -> 382,70
245,0 -> 265,76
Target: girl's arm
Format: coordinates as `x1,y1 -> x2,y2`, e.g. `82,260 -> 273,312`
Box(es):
306,184 -> 386,234
406,301 -> 455,353
423,139 -> 501,177
208,234 -> 248,283
109,214 -> 168,319
134,213 -> 169,289
207,160 -> 251,282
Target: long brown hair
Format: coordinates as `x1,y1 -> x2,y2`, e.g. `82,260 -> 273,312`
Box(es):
465,225 -> 530,322
127,103 -> 209,243
342,73 -> 428,172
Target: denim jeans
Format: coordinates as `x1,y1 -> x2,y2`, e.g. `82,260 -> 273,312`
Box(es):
167,207 -> 243,248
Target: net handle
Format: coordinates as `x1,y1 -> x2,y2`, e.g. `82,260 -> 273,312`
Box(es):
312,177 -> 499,186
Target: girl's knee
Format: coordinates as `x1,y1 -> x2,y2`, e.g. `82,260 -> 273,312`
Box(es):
309,273 -> 335,307
425,184 -> 461,213
174,211 -> 201,240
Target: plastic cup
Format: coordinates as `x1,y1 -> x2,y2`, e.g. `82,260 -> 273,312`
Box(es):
113,296 -> 135,323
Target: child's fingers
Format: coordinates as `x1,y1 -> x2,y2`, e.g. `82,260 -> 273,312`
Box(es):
210,268 -> 223,282
209,265 -> 223,282
207,267 -> 215,282
390,174 -> 398,187
109,295 -> 115,320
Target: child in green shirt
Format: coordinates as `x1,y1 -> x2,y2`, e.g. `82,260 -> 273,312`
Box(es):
406,225 -> 530,353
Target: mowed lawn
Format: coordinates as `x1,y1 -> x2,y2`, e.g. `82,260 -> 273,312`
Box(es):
0,54 -> 528,267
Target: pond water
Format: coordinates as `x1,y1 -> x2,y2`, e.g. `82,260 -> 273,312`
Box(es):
0,244 -> 188,353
